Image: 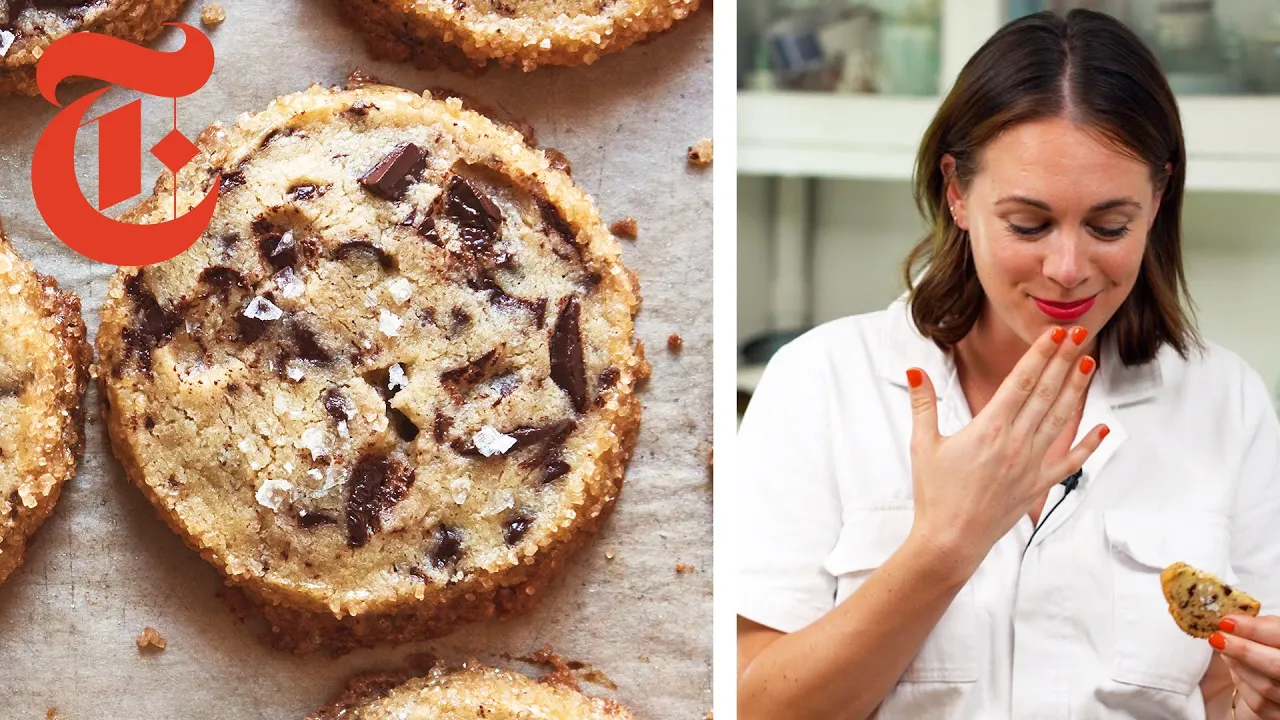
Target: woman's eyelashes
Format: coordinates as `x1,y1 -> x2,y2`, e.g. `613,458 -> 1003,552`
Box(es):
1004,220 -> 1132,240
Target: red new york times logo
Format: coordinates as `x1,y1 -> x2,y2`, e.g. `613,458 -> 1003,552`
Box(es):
31,23 -> 217,266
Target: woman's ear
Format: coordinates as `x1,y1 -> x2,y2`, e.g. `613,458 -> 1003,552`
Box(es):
940,154 -> 967,231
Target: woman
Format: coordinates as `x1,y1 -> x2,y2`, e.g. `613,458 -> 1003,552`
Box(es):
736,9 -> 1280,720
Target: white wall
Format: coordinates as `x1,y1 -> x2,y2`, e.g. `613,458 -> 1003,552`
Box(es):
738,176 -> 1280,400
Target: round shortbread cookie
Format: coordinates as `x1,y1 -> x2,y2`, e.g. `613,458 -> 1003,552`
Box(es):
309,665 -> 633,719
0,0 -> 189,97
0,220 -> 92,585
338,0 -> 700,72
96,82 -> 649,653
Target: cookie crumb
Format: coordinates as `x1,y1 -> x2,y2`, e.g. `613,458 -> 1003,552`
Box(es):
609,217 -> 638,240
46,709 -> 61,720
687,138 -> 713,166
675,562 -> 695,574
136,626 -> 167,651
706,712 -> 714,720
667,333 -> 683,352
200,2 -> 225,25
346,69 -> 384,88
605,547 -> 616,560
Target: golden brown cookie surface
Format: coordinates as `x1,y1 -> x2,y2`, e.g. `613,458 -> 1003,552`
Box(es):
1161,561 -> 1261,639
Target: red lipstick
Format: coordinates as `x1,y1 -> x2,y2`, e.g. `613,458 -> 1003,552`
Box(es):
1034,295 -> 1095,321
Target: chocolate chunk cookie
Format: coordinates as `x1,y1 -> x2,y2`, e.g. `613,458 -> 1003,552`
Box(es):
1161,561 -> 1261,639
338,0 -> 700,72
97,82 -> 649,653
309,665 -> 633,719
0,0 -> 189,97
0,220 -> 91,585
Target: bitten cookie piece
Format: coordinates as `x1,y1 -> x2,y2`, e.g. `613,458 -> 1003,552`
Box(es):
0,0 -> 188,97
0,220 -> 91,585
338,0 -> 700,72
1161,561 -> 1261,638
309,665 -> 633,720
97,82 -> 649,654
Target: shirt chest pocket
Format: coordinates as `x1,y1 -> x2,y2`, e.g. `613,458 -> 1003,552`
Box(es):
1105,510 -> 1234,695
822,507 -> 979,684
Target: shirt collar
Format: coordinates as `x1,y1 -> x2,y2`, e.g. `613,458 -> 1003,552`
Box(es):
879,295 -> 1162,408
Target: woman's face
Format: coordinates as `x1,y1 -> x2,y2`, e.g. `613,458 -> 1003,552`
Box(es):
946,116 -> 1163,348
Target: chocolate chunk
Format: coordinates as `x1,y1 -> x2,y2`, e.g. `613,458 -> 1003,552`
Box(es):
532,297 -> 548,329
419,216 -> 441,246
508,420 -> 575,448
598,366 -> 620,390
289,183 -> 325,201
1242,604 -> 1254,612
251,216 -> 274,235
430,525 -> 463,569
297,509 -> 338,528
432,412 -> 452,444
360,143 -> 426,200
258,232 -> 298,271
292,324 -> 333,364
408,567 -> 428,581
234,314 -> 270,344
345,100 -> 377,118
331,241 -> 396,270
502,514 -> 533,545
1224,585 -> 1233,596
536,196 -> 575,242
345,452 -> 416,548
121,271 -> 182,376
445,176 -> 503,254
440,348 -> 498,387
450,306 -> 471,329
219,170 -> 246,194
549,296 -> 587,413
259,128 -> 287,149
197,267 -> 247,299
542,459 -> 570,484
543,148 -> 572,175
323,388 -> 353,422
144,416 -> 155,430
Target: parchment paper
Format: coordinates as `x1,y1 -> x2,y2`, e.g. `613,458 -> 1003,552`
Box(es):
0,2 -> 713,717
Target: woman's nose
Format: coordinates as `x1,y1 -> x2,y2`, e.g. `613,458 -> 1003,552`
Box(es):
1042,233 -> 1086,289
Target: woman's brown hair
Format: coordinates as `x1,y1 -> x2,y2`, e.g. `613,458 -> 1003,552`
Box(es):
904,8 -> 1199,365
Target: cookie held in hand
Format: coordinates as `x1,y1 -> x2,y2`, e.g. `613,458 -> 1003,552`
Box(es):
1160,561 -> 1260,639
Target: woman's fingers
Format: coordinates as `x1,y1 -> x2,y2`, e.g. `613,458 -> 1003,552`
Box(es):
906,367 -> 940,453
1028,351 -> 1096,460
1040,423 -> 1109,491
984,326 -> 1070,422
1011,326 -> 1090,442
1211,628 -> 1280,691
1221,655 -> 1280,710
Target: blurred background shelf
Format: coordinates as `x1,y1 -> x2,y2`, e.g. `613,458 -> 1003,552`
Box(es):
739,91 -> 1280,193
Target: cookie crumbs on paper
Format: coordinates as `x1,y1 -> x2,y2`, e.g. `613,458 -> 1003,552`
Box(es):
609,217 -> 638,240
675,562 -> 695,575
201,2 -> 225,26
687,138 -> 713,166
667,333 -> 683,352
136,626 -> 167,651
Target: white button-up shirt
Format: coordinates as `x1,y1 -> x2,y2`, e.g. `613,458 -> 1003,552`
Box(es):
737,299 -> 1280,719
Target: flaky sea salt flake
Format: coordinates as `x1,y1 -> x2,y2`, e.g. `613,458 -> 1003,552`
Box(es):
388,363 -> 408,391
379,309 -> 402,337
256,479 -> 292,511
473,425 -> 517,457
0,31 -> 14,58
244,296 -> 283,321
275,267 -> 305,298
450,477 -> 470,505
386,278 -> 414,303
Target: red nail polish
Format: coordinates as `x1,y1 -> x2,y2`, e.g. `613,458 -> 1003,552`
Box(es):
1051,327 -> 1067,344
1071,327 -> 1089,345
1220,617 -> 1237,633
1209,632 -> 1226,651
1099,426 -> 1110,440
1079,356 -> 1096,374
906,368 -> 923,388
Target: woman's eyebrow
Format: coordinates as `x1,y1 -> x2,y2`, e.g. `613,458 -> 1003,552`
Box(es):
994,196 -> 1141,212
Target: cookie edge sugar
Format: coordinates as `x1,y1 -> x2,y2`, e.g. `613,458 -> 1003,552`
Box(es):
338,0 -> 701,72
96,83 -> 649,651
0,0 -> 189,97
0,223 -> 92,585
305,665 -> 635,720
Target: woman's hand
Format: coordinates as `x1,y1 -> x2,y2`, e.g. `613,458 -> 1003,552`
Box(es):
1212,615 -> 1280,718
906,325 -> 1109,570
